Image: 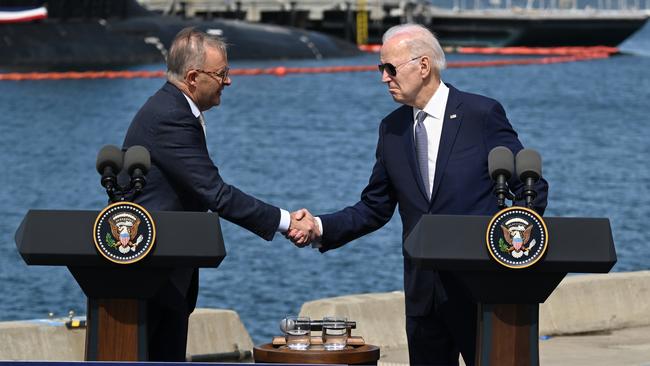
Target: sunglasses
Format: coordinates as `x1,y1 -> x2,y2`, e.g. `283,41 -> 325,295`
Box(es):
195,67 -> 230,82
378,56 -> 424,77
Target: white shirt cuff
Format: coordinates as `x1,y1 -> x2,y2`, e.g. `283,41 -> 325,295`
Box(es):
277,209 -> 291,232
315,217 -> 323,236
310,217 -> 324,249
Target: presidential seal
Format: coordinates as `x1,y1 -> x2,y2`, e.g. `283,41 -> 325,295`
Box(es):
93,202 -> 156,264
486,206 -> 548,269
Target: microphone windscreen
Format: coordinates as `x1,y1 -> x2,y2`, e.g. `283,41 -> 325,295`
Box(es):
96,145 -> 123,174
488,146 -> 514,180
516,149 -> 542,181
124,145 -> 151,175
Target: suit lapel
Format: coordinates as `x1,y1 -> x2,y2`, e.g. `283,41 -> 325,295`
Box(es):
430,86 -> 463,205
165,82 -> 208,145
399,107 -> 430,202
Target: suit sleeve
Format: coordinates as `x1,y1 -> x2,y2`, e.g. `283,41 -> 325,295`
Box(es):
318,121 -> 397,252
152,114 -> 280,240
483,102 -> 549,215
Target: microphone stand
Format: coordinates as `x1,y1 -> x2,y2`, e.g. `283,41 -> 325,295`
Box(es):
522,177 -> 538,210
494,175 -> 514,209
104,178 -> 147,204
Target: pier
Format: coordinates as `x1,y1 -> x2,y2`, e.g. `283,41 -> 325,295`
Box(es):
2,271 -> 649,365
138,0 -> 650,46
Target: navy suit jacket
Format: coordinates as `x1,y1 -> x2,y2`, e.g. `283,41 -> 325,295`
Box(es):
123,81 -> 280,311
319,84 -> 548,316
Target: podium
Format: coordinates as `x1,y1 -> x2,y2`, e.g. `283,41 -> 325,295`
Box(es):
15,209 -> 226,361
404,215 -> 616,366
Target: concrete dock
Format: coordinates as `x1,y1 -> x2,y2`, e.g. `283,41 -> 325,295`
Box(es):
300,271 -> 650,365
1,271 -> 649,364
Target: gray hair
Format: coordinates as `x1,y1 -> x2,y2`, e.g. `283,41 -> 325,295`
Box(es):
382,24 -> 446,76
166,27 -> 228,82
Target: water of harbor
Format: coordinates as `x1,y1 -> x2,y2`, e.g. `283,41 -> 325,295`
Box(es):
1,24 -> 649,344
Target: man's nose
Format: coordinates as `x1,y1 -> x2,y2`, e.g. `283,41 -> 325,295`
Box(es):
381,69 -> 391,83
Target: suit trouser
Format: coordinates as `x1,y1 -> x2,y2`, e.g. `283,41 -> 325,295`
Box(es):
147,300 -> 191,361
146,269 -> 198,361
406,281 -> 477,365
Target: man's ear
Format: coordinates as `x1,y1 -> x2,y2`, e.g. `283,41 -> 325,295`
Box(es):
420,56 -> 431,79
185,69 -> 198,86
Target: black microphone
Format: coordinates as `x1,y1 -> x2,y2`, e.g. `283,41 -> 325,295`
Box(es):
488,146 -> 514,209
124,145 -> 151,193
280,318 -> 356,332
96,145 -> 123,193
515,149 -> 542,209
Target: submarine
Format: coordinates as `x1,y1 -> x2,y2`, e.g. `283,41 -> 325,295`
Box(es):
0,0 -> 361,71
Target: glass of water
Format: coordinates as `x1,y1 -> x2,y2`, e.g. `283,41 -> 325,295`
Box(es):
283,315 -> 311,350
322,316 -> 348,351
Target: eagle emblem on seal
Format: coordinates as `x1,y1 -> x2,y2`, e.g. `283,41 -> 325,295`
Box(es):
108,212 -> 144,254
500,218 -> 537,258
486,207 -> 548,269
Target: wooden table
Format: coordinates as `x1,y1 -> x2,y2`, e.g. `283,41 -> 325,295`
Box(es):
254,343 -> 380,365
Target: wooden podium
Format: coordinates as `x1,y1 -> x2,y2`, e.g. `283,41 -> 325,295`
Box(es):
254,343 -> 380,365
404,214 -> 616,366
15,209 -> 226,361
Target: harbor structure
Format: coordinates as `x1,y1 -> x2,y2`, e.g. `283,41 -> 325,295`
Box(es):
138,0 -> 650,46
0,0 -> 359,70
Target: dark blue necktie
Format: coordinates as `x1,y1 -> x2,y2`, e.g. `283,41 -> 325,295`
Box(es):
415,111 -> 430,199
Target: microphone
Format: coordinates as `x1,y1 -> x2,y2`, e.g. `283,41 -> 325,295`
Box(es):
515,149 -> 542,209
96,145 -> 123,192
124,145 -> 151,193
280,318 -> 356,333
488,146 -> 514,209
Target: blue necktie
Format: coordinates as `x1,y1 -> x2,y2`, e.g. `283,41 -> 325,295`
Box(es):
415,111 -> 430,200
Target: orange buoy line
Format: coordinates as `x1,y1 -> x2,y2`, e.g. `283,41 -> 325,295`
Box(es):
360,44 -> 620,56
358,44 -> 382,53
0,70 -> 166,81
456,46 -> 619,56
0,50 -> 613,81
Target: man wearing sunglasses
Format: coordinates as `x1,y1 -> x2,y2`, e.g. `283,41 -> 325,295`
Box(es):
122,27 -> 318,361
288,24 -> 548,365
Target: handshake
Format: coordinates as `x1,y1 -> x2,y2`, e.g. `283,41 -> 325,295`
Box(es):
286,209 -> 321,247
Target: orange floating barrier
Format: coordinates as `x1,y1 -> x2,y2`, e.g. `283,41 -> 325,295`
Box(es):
358,44 -> 382,53
0,48 -> 614,81
456,46 -> 619,56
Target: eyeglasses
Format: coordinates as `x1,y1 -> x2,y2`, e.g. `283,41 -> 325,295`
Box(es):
378,56 -> 423,77
195,67 -> 230,82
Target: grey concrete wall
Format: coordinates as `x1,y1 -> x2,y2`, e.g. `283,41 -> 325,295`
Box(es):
186,308 -> 254,360
0,319 -> 86,361
300,291 -> 408,350
300,271 -> 650,364
2,271 -> 649,362
0,308 -> 253,361
540,271 -> 650,335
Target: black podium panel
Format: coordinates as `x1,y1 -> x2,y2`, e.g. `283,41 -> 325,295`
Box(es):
15,208 -> 227,361
454,271 -> 568,303
403,213 -> 617,365
404,215 -> 616,273
15,210 -> 225,268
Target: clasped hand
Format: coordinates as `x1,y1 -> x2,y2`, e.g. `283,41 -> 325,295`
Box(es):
286,208 -> 320,247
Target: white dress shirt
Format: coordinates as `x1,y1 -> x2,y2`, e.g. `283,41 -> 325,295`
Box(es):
412,81 -> 450,197
182,93 -> 290,233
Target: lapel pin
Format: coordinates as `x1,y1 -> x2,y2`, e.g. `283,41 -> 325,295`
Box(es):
450,114 -> 457,119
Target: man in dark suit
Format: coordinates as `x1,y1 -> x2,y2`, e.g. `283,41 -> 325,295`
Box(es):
288,24 -> 548,365
123,28 -> 318,361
